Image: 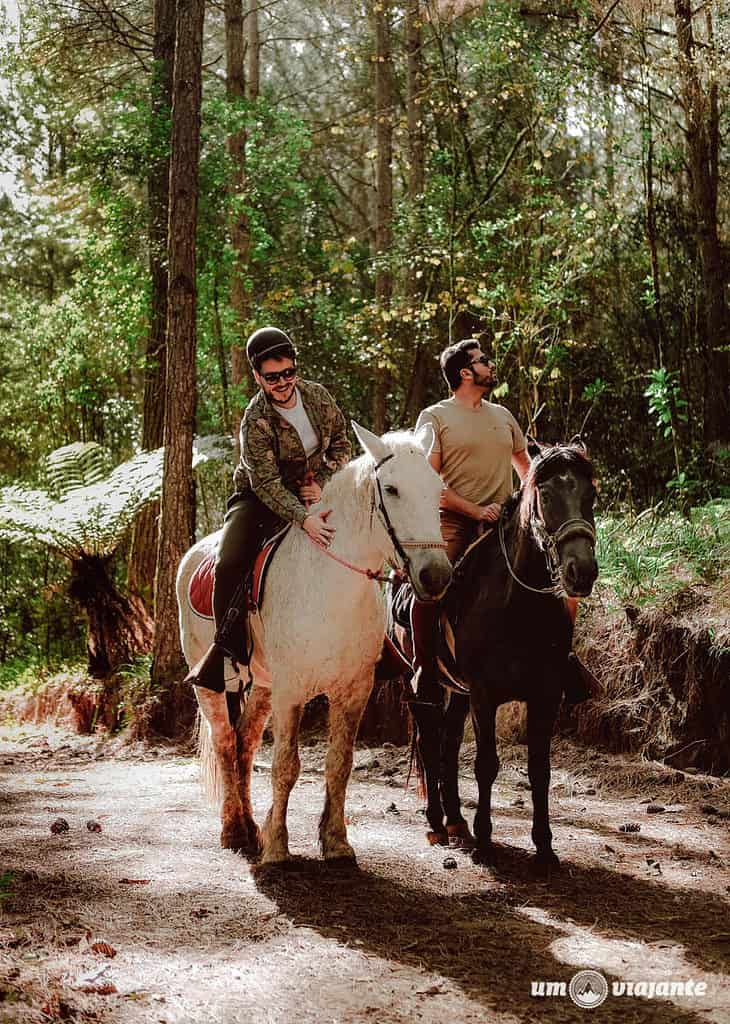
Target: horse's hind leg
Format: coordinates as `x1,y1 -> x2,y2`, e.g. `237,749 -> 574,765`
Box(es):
234,685 -> 271,857
319,685 -> 371,862
260,700 -> 303,865
441,693 -> 474,848
196,688 -> 246,850
527,700 -> 560,873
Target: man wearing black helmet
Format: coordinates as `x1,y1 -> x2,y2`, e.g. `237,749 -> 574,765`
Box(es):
186,326 -> 351,691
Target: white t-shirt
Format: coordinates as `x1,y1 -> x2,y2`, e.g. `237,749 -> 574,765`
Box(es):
276,388 -> 320,457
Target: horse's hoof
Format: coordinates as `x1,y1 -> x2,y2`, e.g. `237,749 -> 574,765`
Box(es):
323,841 -> 356,863
324,854 -> 359,870
220,821 -> 262,856
472,844 -> 497,867
427,830 -> 449,846
260,850 -> 292,866
533,850 -> 560,878
447,822 -> 475,850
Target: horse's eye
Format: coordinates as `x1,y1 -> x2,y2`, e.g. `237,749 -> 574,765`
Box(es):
385,484 -> 399,497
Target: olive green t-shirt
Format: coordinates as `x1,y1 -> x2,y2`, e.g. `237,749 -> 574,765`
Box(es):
416,398 -> 526,506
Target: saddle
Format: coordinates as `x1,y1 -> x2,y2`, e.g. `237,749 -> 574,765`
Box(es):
187,524 -> 292,624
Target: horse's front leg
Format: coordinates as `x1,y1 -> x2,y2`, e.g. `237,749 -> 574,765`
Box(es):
234,685 -> 271,858
260,699 -> 303,865
471,697 -> 499,866
527,697 -> 561,874
440,693 -> 474,848
319,681 -> 372,862
196,687 -> 246,850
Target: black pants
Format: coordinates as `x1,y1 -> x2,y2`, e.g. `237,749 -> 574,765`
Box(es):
212,495 -> 283,657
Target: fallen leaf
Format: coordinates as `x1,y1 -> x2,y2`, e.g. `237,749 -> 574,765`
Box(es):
119,878 -> 151,885
79,983 -> 117,995
91,941 -> 117,958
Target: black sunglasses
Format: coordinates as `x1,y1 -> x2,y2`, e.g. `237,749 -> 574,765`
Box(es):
469,355 -> 492,367
261,366 -> 297,384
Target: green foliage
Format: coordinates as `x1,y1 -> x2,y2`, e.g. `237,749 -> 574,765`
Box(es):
596,500 -> 730,606
645,368 -> 688,440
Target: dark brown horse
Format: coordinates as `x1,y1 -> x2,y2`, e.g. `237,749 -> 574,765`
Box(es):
403,438 -> 598,873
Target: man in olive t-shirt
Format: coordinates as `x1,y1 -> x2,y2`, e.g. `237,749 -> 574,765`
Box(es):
410,337 -> 593,709
416,339 -> 529,563
411,338 -> 529,693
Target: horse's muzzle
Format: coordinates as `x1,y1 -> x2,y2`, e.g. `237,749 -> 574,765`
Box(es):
414,559 -> 452,602
562,553 -> 598,597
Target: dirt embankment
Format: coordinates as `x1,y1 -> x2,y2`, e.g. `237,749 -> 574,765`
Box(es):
574,586 -> 729,776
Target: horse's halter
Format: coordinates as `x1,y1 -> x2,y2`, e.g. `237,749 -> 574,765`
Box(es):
371,452 -> 447,579
498,476 -> 596,596
309,451 -> 446,584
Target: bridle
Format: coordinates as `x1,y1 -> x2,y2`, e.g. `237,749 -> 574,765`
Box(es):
308,451 -> 447,584
498,479 -> 596,596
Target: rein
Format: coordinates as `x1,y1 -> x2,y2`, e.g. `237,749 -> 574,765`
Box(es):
306,451 -> 447,583
498,500 -> 596,596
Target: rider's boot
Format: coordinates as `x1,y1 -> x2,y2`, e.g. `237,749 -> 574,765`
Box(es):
185,592 -> 249,693
409,599 -> 443,706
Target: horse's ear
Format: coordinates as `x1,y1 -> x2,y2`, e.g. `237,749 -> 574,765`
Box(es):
526,434 -> 542,460
414,421 -> 436,457
351,420 -> 390,464
569,434 -> 587,452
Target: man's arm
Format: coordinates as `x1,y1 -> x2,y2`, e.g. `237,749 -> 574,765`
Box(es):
512,447 -> 530,482
313,395 -> 352,490
439,446 -> 531,524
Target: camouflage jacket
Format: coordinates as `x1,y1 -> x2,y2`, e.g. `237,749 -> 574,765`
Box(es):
232,379 -> 352,525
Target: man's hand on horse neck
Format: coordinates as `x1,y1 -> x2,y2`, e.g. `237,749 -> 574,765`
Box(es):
303,509 -> 335,547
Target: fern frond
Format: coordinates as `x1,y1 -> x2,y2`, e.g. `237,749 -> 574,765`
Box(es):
47,442 -> 108,497
0,436 -> 232,559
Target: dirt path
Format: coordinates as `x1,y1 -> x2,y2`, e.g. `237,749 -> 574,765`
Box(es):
0,723 -> 729,1024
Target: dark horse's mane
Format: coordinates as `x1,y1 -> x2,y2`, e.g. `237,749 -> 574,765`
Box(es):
447,443 -> 594,589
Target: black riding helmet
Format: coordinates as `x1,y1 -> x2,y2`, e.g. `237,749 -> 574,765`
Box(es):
246,327 -> 296,371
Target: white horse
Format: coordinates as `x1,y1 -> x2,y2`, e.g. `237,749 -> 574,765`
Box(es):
177,422 -> 451,865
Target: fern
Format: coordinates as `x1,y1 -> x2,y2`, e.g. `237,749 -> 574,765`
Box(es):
47,442 -> 108,497
0,436 -> 233,560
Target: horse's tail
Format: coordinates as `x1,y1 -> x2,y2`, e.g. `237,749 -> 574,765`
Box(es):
197,710 -> 224,807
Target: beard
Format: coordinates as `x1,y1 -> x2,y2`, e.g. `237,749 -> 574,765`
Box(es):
268,380 -> 297,405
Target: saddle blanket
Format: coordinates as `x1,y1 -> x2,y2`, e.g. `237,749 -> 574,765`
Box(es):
187,525 -> 291,619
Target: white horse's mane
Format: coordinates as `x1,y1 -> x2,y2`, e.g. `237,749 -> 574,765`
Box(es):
319,429 -> 423,534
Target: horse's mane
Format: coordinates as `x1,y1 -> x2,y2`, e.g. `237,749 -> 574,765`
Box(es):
319,429 -> 424,530
519,443 -> 594,530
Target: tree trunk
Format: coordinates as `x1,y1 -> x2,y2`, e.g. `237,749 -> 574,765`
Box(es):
403,0 -> 429,425
226,0 -> 258,439
69,555 -> 154,678
673,0 -> 729,447
128,0 -> 175,607
372,0 -> 393,434
150,0 -> 205,737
